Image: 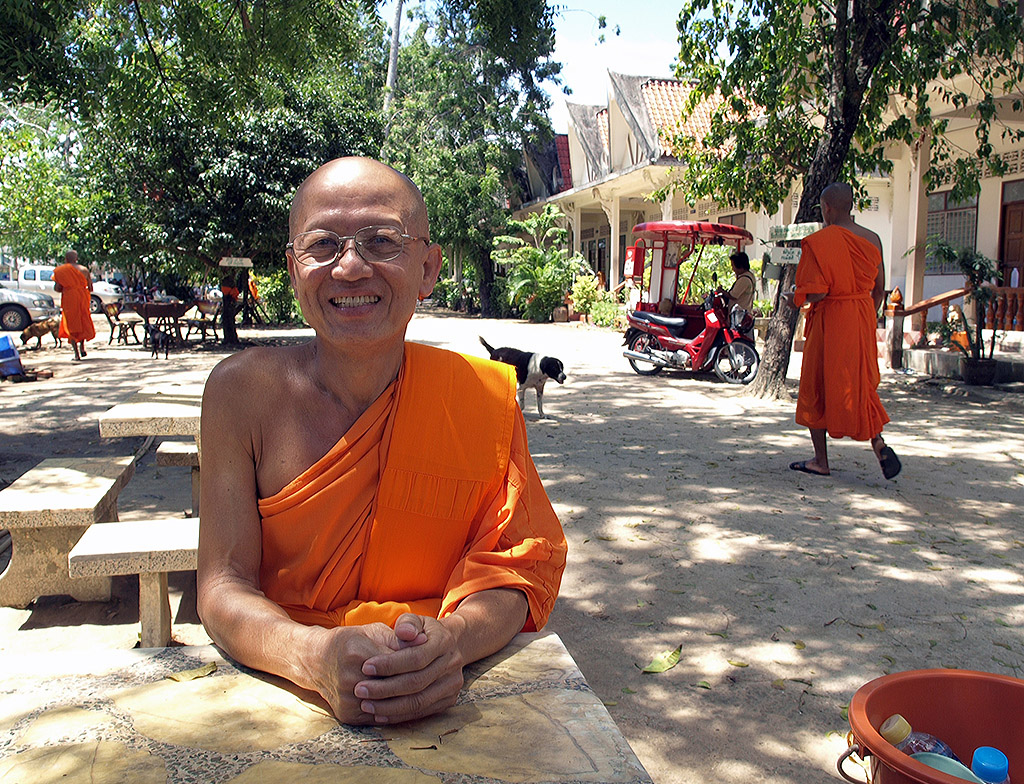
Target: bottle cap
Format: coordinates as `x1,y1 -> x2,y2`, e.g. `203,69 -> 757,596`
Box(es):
880,714 -> 912,745
972,747 -> 1009,783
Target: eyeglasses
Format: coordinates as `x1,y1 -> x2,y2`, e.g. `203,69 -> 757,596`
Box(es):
286,226 -> 430,266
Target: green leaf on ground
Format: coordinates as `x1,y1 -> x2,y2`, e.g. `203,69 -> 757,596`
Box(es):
622,687 -> 637,694
167,662 -> 217,682
727,659 -> 749,667
694,680 -> 712,689
642,645 -> 681,673
772,679 -> 786,690
705,631 -> 728,638
793,640 -> 806,650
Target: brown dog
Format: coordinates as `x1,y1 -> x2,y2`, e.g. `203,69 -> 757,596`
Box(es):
20,317 -> 62,349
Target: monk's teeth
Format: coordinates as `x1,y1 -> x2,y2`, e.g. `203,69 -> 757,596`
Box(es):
329,295 -> 380,308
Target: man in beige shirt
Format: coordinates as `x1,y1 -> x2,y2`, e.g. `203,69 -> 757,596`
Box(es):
725,251 -> 756,313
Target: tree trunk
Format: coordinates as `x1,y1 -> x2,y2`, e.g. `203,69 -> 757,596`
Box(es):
479,249 -> 495,317
383,0 -> 404,114
221,295 -> 239,344
750,263 -> 800,398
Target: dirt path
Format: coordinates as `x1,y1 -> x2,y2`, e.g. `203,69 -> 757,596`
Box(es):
2,310 -> 1023,784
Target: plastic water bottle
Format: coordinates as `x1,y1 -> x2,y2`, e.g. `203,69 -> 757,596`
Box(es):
880,714 -> 961,762
972,747 -> 1010,784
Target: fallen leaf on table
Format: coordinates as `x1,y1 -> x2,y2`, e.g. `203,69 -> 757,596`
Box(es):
166,662 -> 217,682
642,645 -> 681,674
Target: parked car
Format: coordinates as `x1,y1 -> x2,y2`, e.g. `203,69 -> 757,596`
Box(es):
16,265 -> 123,313
0,282 -> 61,331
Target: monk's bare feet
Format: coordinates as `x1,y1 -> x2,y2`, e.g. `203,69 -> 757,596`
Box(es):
789,459 -> 830,476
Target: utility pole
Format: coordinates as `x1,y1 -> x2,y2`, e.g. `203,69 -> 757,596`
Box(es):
383,0 -> 404,114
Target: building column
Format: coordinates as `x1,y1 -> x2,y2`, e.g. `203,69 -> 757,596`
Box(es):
661,197 -> 673,221
563,201 -> 581,256
597,193 -> 621,290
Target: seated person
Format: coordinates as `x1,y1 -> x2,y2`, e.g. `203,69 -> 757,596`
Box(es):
197,157 -> 567,727
725,251 -> 756,313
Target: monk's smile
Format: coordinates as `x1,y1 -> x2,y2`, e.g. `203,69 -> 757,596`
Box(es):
329,294 -> 382,309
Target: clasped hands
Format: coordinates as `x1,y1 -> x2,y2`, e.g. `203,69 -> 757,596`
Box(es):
313,613 -> 466,726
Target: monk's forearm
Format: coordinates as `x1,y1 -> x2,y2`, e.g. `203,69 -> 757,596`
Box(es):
442,588 -> 529,667
198,577 -> 331,693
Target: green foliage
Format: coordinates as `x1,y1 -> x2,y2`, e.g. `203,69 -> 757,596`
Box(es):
667,0 -> 1024,217
256,268 -> 300,325
929,239 -> 999,360
494,204 -> 587,322
590,297 -> 623,328
570,274 -> 601,316
383,4 -> 558,317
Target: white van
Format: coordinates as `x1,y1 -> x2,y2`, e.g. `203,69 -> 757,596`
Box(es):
17,265 -> 123,313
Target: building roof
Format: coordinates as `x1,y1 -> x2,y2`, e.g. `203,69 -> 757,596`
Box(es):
566,102 -> 609,178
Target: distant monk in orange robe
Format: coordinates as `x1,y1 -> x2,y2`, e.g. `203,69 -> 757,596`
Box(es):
53,250 -> 96,362
197,157 -> 567,727
786,183 -> 901,480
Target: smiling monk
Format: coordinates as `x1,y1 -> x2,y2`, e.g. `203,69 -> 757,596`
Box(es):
197,157 -> 566,726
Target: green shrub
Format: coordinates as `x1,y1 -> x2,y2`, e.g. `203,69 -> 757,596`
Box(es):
256,268 -> 300,324
571,275 -> 601,315
590,297 -> 622,328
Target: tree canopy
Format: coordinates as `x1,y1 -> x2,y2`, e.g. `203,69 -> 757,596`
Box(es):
383,0 -> 560,316
667,0 -> 1024,397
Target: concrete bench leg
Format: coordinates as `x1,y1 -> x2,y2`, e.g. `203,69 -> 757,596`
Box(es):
139,572 -> 172,648
0,526 -> 112,608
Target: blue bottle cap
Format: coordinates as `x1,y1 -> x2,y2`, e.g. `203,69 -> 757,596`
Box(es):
972,746 -> 1009,784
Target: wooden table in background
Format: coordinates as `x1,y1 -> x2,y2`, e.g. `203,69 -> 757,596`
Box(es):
0,631 -> 653,784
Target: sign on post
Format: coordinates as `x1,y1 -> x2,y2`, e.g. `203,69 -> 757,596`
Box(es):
770,246 -> 803,266
218,257 -> 253,268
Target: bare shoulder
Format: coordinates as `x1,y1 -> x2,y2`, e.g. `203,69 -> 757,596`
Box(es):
848,222 -> 883,257
203,344 -> 309,426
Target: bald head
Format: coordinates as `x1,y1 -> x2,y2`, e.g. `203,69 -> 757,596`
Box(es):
65,250 -> 78,264
289,157 -> 429,239
821,183 -> 854,214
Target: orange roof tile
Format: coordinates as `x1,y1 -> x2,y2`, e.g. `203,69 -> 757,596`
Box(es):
641,79 -> 720,155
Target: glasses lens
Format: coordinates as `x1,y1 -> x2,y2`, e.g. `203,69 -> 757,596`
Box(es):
293,231 -> 340,266
356,226 -> 404,261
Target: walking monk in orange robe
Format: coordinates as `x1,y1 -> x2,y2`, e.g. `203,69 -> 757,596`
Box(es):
786,183 -> 901,479
197,157 -> 567,727
53,250 -> 96,361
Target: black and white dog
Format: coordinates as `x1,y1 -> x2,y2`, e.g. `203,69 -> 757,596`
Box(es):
479,336 -> 566,418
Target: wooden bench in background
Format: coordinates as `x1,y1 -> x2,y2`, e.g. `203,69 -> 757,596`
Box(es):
0,456 -> 135,608
156,440 -> 200,517
69,518 -> 198,648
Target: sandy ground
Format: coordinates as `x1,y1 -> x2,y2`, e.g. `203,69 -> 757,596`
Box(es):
2,307 -> 1023,784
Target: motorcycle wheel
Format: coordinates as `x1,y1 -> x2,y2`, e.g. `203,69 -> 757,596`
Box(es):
627,332 -> 664,376
712,341 -> 760,384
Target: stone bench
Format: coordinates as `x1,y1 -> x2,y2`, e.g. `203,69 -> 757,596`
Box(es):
69,518 -> 199,648
0,456 -> 135,608
155,440 -> 200,517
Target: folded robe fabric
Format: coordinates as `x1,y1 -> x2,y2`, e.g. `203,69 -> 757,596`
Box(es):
54,264 -> 96,343
258,342 -> 567,631
794,225 -> 890,441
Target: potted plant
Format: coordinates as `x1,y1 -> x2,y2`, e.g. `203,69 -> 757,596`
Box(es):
930,240 -> 1000,385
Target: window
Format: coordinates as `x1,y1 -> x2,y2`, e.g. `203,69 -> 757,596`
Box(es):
720,212 -> 746,229
40,269 -> 53,282
926,192 -> 978,273
24,270 -> 35,281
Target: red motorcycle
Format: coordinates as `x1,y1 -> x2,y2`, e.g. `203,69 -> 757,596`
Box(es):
619,220 -> 760,384
622,288 -> 759,383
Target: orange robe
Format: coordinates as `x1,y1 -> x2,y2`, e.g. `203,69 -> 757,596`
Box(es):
54,264 -> 96,342
794,225 -> 889,441
258,342 -> 567,631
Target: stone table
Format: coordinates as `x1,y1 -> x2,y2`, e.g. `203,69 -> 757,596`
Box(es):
0,631 -> 653,784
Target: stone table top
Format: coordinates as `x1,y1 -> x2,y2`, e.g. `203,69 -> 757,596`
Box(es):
0,632 -> 652,784
0,455 -> 135,528
98,384 -> 204,440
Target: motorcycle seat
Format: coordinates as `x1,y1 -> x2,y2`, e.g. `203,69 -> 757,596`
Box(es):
630,310 -> 689,337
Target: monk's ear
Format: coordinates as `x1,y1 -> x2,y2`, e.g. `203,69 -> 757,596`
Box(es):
418,244 -> 443,300
286,250 -> 299,292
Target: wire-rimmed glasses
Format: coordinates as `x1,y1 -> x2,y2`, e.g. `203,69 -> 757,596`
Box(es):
286,226 -> 430,267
